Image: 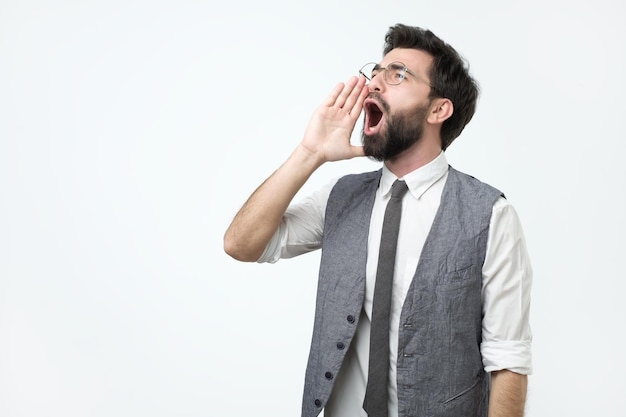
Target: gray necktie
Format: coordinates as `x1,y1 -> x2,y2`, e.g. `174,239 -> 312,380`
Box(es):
363,179 -> 409,417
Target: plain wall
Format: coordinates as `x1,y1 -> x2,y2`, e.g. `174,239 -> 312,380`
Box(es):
1,0 -> 625,415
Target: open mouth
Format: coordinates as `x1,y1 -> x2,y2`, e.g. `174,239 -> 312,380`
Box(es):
363,98 -> 385,135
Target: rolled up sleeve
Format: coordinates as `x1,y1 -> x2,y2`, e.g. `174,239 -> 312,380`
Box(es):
256,181 -> 334,264
481,198 -> 533,374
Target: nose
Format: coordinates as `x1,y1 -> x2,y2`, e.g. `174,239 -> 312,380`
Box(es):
367,73 -> 385,93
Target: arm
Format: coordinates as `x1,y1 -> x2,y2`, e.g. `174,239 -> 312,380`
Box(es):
483,200 -> 532,416
223,76 -> 369,262
489,370 -> 527,417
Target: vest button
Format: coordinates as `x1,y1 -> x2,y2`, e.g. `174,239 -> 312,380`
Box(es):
336,342 -> 345,350
314,399 -> 322,407
325,371 -> 333,380
347,315 -> 355,323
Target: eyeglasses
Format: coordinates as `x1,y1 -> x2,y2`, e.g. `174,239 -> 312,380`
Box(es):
359,61 -> 433,87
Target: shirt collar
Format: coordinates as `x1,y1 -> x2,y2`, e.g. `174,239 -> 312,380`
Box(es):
380,151 -> 449,199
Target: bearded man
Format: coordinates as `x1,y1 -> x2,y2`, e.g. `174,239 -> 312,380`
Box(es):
224,24 -> 533,417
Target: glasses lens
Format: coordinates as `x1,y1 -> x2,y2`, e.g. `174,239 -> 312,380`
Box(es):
360,63 -> 377,80
386,63 -> 406,85
359,62 -> 408,85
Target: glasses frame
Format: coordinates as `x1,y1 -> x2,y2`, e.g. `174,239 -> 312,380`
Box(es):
359,61 -> 433,88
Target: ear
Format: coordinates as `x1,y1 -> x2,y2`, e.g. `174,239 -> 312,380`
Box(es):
427,98 -> 453,125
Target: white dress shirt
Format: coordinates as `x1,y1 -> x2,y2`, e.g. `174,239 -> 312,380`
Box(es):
258,152 -> 533,417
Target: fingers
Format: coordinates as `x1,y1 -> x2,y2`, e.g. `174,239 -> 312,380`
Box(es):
347,77 -> 369,121
333,76 -> 359,109
342,76 -> 367,113
322,76 -> 368,115
322,82 -> 346,107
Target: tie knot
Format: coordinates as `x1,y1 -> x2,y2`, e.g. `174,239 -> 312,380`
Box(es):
391,180 -> 409,199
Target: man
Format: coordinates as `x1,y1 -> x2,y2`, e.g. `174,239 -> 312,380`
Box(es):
224,24 -> 532,417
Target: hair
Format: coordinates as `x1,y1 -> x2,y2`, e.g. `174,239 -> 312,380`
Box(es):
383,24 -> 479,150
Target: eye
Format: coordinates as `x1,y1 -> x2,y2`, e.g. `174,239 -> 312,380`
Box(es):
388,69 -> 406,83
388,63 -> 407,82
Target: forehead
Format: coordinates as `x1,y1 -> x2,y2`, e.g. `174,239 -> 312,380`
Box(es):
382,48 -> 434,75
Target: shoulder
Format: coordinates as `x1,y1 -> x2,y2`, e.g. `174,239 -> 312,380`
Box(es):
334,170 -> 381,188
448,166 -> 505,200
330,169 -> 382,197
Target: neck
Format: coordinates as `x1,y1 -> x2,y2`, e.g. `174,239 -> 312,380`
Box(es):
384,139 -> 442,178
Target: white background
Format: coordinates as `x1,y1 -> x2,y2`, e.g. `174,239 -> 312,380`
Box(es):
1,0 -> 625,416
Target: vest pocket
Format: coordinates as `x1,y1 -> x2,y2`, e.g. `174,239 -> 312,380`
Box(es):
436,263 -> 478,288
442,374 -> 481,404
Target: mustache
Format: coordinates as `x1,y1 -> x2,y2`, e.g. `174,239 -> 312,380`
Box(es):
366,92 -> 390,113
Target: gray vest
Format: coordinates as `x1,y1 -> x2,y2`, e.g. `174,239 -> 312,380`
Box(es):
301,166 -> 504,417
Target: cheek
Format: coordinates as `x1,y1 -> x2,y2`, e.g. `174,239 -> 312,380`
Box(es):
389,91 -> 429,114
391,99 -> 429,121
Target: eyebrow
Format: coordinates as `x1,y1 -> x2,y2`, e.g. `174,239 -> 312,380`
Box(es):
376,62 -> 412,73
398,64 -> 432,87
371,61 -> 433,87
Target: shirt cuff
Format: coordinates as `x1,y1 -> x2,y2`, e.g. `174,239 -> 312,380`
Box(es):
481,340 -> 533,375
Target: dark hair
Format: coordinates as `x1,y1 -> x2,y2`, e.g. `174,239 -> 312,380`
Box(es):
383,24 -> 479,150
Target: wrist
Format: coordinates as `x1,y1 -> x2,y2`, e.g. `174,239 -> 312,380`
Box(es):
291,143 -> 326,170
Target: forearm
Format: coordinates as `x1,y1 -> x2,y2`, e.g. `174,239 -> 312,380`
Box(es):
223,144 -> 323,262
224,76 -> 367,262
489,370 -> 528,417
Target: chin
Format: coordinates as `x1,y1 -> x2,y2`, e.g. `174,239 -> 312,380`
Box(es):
361,131 -> 387,161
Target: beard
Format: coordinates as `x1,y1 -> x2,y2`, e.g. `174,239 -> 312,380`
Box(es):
361,98 -> 430,162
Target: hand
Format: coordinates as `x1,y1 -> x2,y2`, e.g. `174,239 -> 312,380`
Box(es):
301,76 -> 369,162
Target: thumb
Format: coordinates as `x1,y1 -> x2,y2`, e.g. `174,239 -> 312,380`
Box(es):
350,145 -> 366,159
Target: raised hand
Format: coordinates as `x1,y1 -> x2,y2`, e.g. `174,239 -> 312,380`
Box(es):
224,76 -> 369,262
301,76 -> 369,162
